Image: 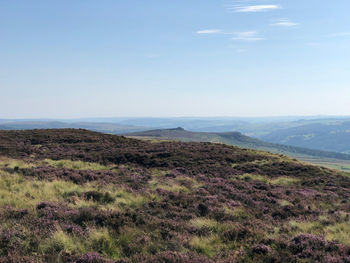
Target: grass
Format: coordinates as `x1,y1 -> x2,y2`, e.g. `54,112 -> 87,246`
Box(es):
40,230 -> 85,255
0,157 -> 35,169
39,226 -> 151,260
289,220 -> 325,236
289,218 -> 350,245
189,218 -> 227,233
237,173 -> 300,186
279,200 -> 293,207
189,234 -> 223,257
0,170 -> 153,211
177,177 -> 203,189
325,222 -> 350,245
301,157 -> 350,172
223,206 -> 250,219
42,159 -> 113,171
149,170 -> 203,193
40,228 -> 121,259
149,177 -> 190,193
89,228 -> 121,259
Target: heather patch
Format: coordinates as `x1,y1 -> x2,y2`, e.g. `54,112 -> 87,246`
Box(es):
0,129 -> 350,262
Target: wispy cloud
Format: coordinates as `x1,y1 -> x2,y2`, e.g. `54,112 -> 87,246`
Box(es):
328,32 -> 350,37
229,4 -> 281,13
196,29 -> 222,34
270,19 -> 299,27
231,31 -> 264,41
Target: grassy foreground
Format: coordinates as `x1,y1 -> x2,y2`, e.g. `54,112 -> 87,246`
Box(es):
0,129 -> 350,262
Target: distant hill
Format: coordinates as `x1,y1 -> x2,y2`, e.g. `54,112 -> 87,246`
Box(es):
0,125 -> 12,130
259,121 -> 350,154
0,121 -> 148,134
125,127 -> 350,162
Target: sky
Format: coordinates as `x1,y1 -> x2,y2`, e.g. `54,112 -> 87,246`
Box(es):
1,0 -> 350,118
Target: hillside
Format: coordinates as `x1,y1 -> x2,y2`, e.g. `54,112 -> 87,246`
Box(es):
259,121 -> 350,154
1,129 -> 350,262
0,121 -> 148,134
125,128 -> 350,165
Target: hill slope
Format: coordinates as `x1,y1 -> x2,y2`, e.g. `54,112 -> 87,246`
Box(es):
0,121 -> 148,134
125,127 -> 350,162
259,121 -> 350,154
1,129 -> 350,262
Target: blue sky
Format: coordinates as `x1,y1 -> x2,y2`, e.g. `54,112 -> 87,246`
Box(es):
1,0 -> 350,118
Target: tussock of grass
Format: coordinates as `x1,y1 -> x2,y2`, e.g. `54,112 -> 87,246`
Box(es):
89,228 -> 121,259
237,173 -> 300,186
42,159 -> 112,171
271,177 -> 300,186
113,188 -> 152,208
223,206 -> 249,219
40,230 -> 84,254
289,220 -> 324,235
0,171 -> 152,210
326,222 -> 350,245
279,200 -> 293,207
190,218 -> 227,233
177,177 -> 203,189
149,178 -> 190,193
289,219 -> 350,245
189,234 -> 223,257
0,158 -> 35,169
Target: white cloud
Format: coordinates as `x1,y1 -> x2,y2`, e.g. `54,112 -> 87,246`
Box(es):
328,32 -> 350,37
271,19 -> 299,27
230,5 -> 281,13
196,29 -> 222,34
231,31 -> 264,41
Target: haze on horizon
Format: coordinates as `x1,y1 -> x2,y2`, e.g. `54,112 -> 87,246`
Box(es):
1,0 -> 350,119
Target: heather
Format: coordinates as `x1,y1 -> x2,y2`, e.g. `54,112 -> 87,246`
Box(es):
0,129 -> 350,262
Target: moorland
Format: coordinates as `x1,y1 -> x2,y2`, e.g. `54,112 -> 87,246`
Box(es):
0,129 -> 350,262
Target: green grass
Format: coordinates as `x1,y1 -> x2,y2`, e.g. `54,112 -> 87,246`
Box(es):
289,218 -> 350,245
223,206 -> 250,219
189,218 -> 228,233
279,200 -> 293,207
325,222 -> 350,245
0,170 -> 153,211
149,177 -> 190,193
301,157 -> 350,172
0,157 -> 35,169
236,173 -> 300,186
89,228 -> 121,259
189,234 -> 223,257
42,159 -> 113,171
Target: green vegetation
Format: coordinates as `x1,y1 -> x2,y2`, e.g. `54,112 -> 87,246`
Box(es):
125,128 -> 350,171
190,218 -> 228,233
189,235 -> 223,258
0,169 -> 152,211
1,128 -> 350,262
236,173 -> 300,186
42,159 -> 113,171
289,217 -> 350,245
